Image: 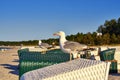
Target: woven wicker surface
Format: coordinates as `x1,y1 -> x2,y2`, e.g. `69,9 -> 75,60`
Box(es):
19,49 -> 70,77
20,59 -> 110,80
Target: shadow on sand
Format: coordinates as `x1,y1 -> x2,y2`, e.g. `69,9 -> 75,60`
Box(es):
110,73 -> 120,76
0,64 -> 19,75
12,59 -> 19,62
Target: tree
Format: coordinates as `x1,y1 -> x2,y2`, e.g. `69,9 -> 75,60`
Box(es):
75,32 -> 84,43
102,33 -> 110,45
116,35 -> 120,44
110,33 -> 117,44
94,32 -> 103,45
81,32 -> 94,45
117,17 -> 120,24
97,18 -> 120,35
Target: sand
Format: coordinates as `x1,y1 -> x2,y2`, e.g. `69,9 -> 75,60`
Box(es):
0,47 -> 19,80
0,46 -> 120,80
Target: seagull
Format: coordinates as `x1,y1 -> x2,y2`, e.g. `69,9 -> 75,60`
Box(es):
38,40 -> 51,49
53,31 -> 87,60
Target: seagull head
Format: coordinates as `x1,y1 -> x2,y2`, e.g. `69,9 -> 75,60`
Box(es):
38,40 -> 42,45
53,31 -> 65,37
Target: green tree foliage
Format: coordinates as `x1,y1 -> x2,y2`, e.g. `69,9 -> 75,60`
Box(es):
118,18 -> 120,24
0,40 -> 38,46
117,35 -> 120,44
97,18 -> 120,35
111,33 -> 117,44
102,33 -> 110,45
74,32 -> 83,43
95,35 -> 102,45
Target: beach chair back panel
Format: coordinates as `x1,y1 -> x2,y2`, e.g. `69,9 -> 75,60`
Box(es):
20,59 -> 110,80
100,48 -> 116,61
43,63 -> 110,80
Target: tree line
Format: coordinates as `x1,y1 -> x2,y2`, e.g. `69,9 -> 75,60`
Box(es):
0,40 -> 38,46
0,17 -> 120,46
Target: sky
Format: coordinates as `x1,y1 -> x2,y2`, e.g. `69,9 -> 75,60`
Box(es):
0,0 -> 120,41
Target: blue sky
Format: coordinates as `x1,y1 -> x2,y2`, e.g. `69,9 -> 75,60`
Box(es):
0,0 -> 120,41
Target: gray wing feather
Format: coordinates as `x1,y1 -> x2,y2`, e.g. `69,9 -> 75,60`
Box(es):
41,43 -> 50,48
64,41 -> 86,51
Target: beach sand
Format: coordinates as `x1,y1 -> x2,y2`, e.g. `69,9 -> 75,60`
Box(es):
0,46 -> 120,80
0,47 -> 19,80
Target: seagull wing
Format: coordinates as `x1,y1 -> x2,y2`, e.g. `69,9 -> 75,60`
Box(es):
64,41 -> 87,51
41,43 -> 50,48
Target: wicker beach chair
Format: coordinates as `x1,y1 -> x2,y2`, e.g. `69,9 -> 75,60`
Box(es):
100,48 -> 116,61
99,48 -> 118,73
18,49 -> 70,78
20,59 -> 111,80
18,48 -> 29,58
